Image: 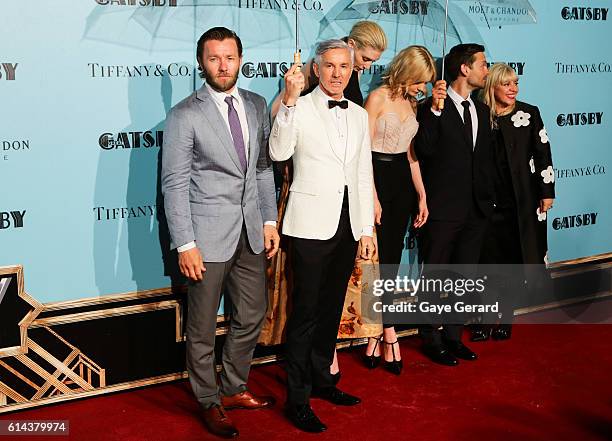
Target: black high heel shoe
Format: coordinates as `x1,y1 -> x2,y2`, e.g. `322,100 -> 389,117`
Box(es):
383,340 -> 403,375
362,336 -> 382,369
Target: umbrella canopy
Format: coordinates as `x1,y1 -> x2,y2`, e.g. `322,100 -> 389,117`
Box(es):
83,1 -> 295,53
448,0 -> 537,28
318,0 -> 464,58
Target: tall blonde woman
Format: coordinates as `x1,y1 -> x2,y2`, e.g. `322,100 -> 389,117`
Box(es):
362,46 -> 435,375
471,63 -> 555,342
271,20 -> 387,116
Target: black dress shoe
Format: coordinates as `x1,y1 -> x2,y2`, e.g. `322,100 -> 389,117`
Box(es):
285,404 -> 327,433
422,345 -> 458,366
492,324 -> 512,340
311,387 -> 361,406
470,325 -> 492,342
330,371 -> 341,385
446,341 -> 478,361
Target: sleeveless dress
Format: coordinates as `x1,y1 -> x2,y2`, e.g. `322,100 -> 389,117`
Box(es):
371,112 -> 419,327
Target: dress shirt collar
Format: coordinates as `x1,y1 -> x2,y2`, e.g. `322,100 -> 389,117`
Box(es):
205,81 -> 241,107
447,85 -> 474,108
313,86 -> 345,110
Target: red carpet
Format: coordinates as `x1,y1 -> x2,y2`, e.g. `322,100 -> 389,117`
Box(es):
2,324 -> 612,441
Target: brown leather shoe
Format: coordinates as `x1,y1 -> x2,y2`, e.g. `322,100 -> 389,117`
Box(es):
201,404 -> 238,438
221,390 -> 276,410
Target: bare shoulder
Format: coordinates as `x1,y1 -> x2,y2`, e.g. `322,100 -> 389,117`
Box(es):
365,87 -> 387,104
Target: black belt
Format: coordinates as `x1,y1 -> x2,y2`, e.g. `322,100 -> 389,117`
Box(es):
372,151 -> 408,162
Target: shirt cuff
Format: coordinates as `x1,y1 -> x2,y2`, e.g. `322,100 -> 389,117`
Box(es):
430,107 -> 442,116
276,102 -> 296,126
361,226 -> 374,237
177,241 -> 196,253
264,221 -> 277,228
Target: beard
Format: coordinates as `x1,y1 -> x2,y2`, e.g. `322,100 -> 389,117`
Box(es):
203,66 -> 239,92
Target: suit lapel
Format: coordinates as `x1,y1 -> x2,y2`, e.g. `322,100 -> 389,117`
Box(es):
195,84 -> 244,174
345,102 -> 360,163
473,104 -> 488,153
310,93 -> 345,164
240,89 -> 259,171
445,102 -> 472,151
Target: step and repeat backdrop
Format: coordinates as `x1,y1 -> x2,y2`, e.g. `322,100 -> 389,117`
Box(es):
1,0 -> 611,304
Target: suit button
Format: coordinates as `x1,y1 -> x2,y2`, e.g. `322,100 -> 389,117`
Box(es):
242,203 -> 246,207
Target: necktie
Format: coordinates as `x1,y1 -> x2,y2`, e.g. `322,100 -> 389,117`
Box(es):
461,100 -> 473,149
224,95 -> 247,171
328,100 -> 348,109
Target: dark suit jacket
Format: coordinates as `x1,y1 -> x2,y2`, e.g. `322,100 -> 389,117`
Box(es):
415,96 -> 495,221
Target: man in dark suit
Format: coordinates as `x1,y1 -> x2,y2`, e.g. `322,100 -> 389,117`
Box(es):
162,27 -> 279,438
414,43 -> 495,366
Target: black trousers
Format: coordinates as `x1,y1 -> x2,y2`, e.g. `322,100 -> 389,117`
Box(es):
373,154 -> 416,328
418,203 -> 487,346
480,205 -> 524,324
285,191 -> 358,406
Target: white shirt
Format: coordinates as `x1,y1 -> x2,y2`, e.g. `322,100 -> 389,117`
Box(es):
431,86 -> 479,150
314,87 -> 350,164
277,86 -> 373,237
205,82 -> 249,155
177,83 -> 275,253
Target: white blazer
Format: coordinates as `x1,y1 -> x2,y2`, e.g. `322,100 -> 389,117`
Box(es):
269,87 -> 374,241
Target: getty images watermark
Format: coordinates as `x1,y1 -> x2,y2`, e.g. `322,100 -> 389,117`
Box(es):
372,274 -> 492,315
357,264 -> 610,325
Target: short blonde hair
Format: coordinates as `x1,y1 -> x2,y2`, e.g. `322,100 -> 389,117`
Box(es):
481,63 -> 519,125
382,45 -> 436,98
348,21 -> 387,52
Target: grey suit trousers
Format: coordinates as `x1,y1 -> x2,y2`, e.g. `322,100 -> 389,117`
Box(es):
186,228 -> 267,409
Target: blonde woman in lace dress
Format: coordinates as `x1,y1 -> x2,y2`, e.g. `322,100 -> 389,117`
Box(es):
362,46 -> 435,375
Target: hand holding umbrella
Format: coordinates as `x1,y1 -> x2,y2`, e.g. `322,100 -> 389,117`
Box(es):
282,63 -> 305,107
431,79 -> 447,112
437,0 -> 451,110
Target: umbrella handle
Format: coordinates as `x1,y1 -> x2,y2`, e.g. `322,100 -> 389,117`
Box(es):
437,98 -> 445,110
294,51 -> 302,72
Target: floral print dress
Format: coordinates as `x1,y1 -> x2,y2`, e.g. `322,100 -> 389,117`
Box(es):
493,101 -> 556,265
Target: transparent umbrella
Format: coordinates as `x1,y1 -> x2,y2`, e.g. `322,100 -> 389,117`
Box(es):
434,0 -> 536,104
318,0 -> 464,58
447,0 -> 537,28
83,1 -> 295,53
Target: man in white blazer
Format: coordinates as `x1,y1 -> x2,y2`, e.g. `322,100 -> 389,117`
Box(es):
269,39 -> 375,433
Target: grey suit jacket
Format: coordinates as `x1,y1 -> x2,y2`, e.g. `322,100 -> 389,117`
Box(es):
161,84 -> 277,262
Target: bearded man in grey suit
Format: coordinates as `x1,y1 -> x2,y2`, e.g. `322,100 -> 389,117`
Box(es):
161,27 -> 279,439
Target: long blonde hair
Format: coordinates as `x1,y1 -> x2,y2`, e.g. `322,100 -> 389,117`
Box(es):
382,45 -> 436,99
348,20 -> 388,52
481,63 -> 519,126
